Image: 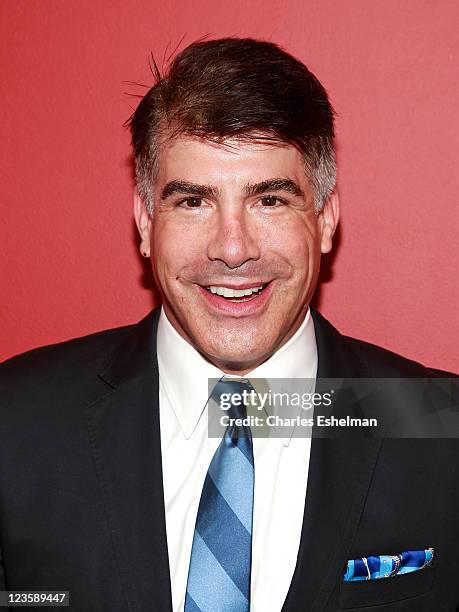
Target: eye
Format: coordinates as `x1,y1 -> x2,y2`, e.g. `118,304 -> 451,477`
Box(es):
260,195 -> 286,207
178,196 -> 203,208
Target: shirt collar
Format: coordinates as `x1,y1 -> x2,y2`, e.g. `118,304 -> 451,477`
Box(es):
157,307 -> 317,444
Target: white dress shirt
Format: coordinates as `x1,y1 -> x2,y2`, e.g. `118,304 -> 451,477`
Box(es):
157,307 -> 318,612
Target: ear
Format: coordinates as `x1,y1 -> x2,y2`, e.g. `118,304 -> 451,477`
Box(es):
318,191 -> 340,254
133,189 -> 152,258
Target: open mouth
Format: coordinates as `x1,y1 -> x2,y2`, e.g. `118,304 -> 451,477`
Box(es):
204,283 -> 270,302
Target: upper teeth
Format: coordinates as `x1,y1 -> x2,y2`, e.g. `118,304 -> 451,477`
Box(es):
207,285 -> 264,297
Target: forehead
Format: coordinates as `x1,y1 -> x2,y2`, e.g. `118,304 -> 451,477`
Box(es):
155,135 -> 308,187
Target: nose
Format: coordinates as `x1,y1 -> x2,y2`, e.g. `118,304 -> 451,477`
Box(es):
207,206 -> 261,269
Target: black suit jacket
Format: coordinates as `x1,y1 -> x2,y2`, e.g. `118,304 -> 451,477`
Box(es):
0,308 -> 458,611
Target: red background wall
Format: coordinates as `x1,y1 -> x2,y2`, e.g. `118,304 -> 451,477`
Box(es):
1,0 -> 458,371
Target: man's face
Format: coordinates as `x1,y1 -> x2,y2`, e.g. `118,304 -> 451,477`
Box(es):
135,136 -> 338,374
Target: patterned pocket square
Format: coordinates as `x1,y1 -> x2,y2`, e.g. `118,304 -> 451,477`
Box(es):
343,548 -> 434,582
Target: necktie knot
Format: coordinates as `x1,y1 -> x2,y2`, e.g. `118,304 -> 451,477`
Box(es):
211,379 -> 254,441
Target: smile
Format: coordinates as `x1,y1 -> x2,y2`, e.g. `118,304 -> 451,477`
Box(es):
205,284 -> 266,302
197,281 -> 273,316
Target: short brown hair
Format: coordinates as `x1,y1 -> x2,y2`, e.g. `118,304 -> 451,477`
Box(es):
127,38 -> 336,212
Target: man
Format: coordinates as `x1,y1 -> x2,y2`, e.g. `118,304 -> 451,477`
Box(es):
0,38 -> 458,612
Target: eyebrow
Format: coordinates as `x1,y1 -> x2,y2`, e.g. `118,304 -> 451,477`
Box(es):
160,177 -> 304,201
243,178 -> 304,198
161,180 -> 220,200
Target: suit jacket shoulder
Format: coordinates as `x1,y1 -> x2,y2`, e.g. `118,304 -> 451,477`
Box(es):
310,309 -> 456,378
0,313 -> 153,410
1,320 -> 133,380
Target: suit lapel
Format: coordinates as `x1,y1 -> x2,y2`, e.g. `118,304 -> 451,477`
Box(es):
282,311 -> 383,611
85,309 -> 173,612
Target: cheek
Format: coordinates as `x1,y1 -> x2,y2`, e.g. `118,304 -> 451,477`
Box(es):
267,217 -> 319,270
152,217 -> 204,275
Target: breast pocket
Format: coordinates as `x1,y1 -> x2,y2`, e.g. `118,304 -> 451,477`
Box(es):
339,566 -> 436,609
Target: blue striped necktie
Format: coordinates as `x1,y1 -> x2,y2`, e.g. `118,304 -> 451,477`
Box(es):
184,379 -> 255,612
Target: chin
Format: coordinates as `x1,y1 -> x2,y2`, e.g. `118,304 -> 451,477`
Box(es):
184,316 -> 279,370
200,337 -> 270,373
